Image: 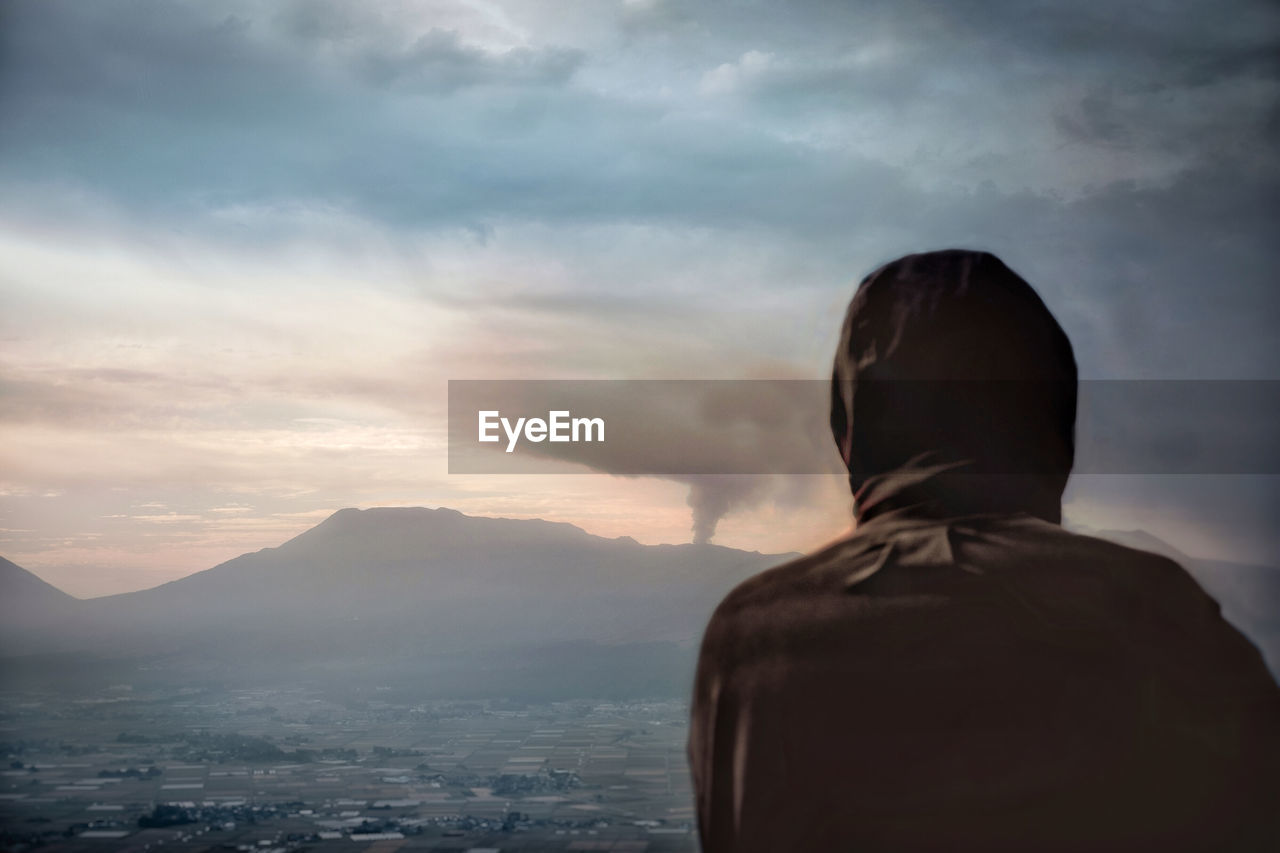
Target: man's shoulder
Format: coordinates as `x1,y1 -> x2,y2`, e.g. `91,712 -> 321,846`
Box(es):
703,515 -> 1211,642
979,517 -> 1218,609
710,534 -> 869,618
698,527 -> 909,655
1004,517 -> 1185,571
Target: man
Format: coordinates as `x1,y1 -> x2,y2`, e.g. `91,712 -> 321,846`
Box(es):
688,250 -> 1279,851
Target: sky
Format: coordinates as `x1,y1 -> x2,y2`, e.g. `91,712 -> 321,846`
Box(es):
1,0 -> 1277,597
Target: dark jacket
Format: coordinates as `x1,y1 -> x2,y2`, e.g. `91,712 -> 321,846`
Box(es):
688,250 -> 1280,851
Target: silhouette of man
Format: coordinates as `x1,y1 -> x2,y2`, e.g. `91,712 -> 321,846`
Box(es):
688,250 -> 1280,851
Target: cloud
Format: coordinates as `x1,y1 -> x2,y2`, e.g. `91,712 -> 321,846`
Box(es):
3,0 -> 1275,246
1,0 -> 1277,578
699,50 -> 776,96
357,29 -> 583,93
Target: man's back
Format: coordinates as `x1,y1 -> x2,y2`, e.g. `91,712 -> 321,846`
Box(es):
688,250 -> 1280,850
688,509 -> 1280,851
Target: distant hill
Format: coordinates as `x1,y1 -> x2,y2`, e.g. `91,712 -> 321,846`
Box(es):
0,508 -> 791,697
0,556 -> 80,656
0,555 -> 77,607
1,510 -> 1275,697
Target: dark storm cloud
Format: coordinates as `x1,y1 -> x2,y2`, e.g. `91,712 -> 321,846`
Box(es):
1053,90 -> 1132,149
1,0 -> 1275,256
0,2 -> 825,236
646,0 -> 1279,84
0,2 -> 595,229
356,29 -> 583,93
662,0 -> 1278,172
1,0 -> 1273,376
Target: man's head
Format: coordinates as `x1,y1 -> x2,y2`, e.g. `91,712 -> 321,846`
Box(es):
831,249 -> 1077,523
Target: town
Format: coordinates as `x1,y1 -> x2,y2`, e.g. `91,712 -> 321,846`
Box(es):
0,686 -> 699,852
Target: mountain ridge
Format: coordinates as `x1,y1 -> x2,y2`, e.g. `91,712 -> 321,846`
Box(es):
1,508 -> 1276,695
0,507 -> 796,696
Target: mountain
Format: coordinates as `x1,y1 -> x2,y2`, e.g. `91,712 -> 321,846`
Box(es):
0,508 -> 791,697
86,506 -> 788,648
1,510 -> 1276,697
0,555 -> 77,608
0,556 -> 80,656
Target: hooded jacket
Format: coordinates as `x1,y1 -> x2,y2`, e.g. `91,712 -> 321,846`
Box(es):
688,250 -> 1280,852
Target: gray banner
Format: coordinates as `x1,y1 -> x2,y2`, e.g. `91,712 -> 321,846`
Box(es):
447,380 -> 1280,475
